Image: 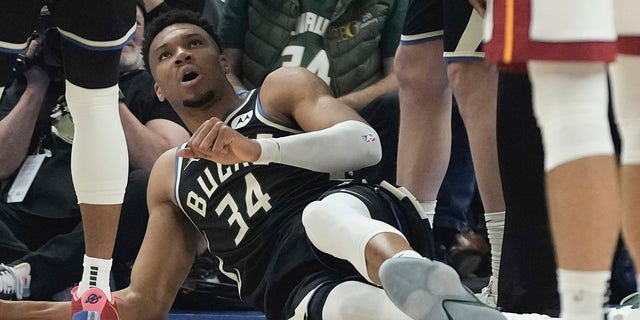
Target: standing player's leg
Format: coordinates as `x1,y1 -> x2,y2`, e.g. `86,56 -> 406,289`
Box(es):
395,0 -> 452,226
610,0 -> 640,298
530,60 -> 618,320
607,52 -> 640,320
444,0 -> 504,306
54,0 -> 136,317
484,0 -> 620,319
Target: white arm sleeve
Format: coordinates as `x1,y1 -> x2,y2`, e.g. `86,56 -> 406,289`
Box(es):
254,120 -> 382,173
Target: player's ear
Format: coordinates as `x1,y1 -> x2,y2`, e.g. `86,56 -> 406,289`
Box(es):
219,55 -> 231,74
154,83 -> 165,102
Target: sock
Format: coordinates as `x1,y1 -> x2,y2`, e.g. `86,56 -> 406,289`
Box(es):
420,201 -> 437,228
77,255 -> 113,302
557,269 -> 609,320
0,86 -> 4,98
391,250 -> 423,260
485,211 -> 505,291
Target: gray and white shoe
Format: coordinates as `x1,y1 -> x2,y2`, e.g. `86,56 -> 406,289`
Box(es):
607,292 -> 640,320
379,257 -> 506,320
0,263 -> 31,300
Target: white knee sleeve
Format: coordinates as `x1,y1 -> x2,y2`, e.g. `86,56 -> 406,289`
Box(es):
302,192 -> 405,283
610,54 -> 640,165
66,81 -> 129,204
321,281 -> 411,320
528,61 -> 614,171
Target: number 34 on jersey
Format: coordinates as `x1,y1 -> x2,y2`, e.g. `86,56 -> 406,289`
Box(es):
185,163 -> 273,246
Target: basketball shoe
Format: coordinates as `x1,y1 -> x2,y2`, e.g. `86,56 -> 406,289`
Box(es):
607,292 -> 640,320
379,256 -> 506,320
0,263 -> 31,300
71,286 -> 120,320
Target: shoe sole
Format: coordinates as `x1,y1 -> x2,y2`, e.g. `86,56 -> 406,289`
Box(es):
72,311 -> 100,320
607,306 -> 640,320
379,257 -> 506,320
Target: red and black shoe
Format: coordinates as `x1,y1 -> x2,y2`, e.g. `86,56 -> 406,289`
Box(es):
71,287 -> 120,320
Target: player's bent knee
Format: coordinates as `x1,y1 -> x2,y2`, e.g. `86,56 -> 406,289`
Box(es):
529,61 -> 614,171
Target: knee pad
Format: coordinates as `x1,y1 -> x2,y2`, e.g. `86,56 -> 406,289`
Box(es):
66,81 -> 128,204
322,281 -> 409,320
610,54 -> 640,164
528,61 -> 614,171
302,192 -> 404,283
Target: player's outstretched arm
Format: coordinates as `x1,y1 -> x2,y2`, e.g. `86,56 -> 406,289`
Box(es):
115,149 -> 200,319
0,299 -> 69,320
0,150 -> 198,320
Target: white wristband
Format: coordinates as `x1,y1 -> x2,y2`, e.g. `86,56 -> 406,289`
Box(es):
254,138 -> 281,164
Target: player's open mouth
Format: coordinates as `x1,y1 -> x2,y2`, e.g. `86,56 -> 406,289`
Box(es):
181,71 -> 200,86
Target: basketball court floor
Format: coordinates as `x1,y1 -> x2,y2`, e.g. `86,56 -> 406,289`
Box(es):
168,310 -> 265,320
164,274 -> 490,319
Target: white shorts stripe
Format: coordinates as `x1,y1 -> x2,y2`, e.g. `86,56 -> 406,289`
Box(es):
57,24 -> 137,50
0,39 -> 29,52
288,284 -> 323,320
400,30 -> 444,43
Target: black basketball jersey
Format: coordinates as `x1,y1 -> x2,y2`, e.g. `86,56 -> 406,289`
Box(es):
174,89 -> 341,310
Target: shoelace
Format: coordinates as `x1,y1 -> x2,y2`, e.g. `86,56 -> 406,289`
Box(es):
0,264 -> 24,300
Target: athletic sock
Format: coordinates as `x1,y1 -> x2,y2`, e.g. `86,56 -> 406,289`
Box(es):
420,201 -> 437,228
77,255 -> 113,302
391,250 -> 424,260
557,269 -> 609,320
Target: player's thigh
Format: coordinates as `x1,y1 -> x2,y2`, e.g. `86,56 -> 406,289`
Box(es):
443,0 -> 484,62
0,1 -> 43,53
400,0 -> 443,45
484,0 -> 617,70
615,0 -> 640,55
52,0 -> 136,50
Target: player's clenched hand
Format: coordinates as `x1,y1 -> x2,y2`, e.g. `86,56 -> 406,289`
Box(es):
468,0 -> 486,17
178,117 -> 261,164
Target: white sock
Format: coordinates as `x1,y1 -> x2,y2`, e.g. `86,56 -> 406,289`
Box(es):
77,255 -> 113,302
0,86 -> 4,97
485,211 -> 505,289
420,201 -> 437,228
557,269 -> 609,320
391,250 -> 423,260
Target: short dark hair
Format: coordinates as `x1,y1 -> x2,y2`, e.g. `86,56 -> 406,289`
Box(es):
142,9 -> 222,73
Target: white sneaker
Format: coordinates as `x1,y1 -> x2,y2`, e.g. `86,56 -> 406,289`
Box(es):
0,263 -> 31,300
607,292 -> 640,320
502,312 -> 557,320
476,276 -> 498,308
